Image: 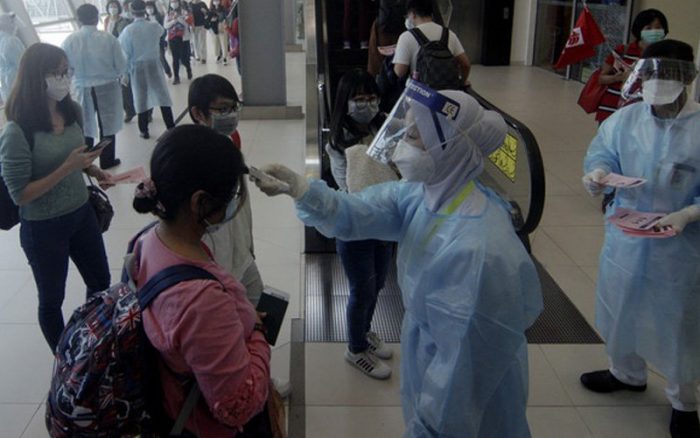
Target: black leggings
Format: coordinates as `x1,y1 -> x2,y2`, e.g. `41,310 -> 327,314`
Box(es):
169,37 -> 191,80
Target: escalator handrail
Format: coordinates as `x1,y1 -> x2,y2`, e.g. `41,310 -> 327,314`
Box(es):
466,87 -> 545,236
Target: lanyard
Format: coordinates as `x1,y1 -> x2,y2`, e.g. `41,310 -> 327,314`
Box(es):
421,181 -> 476,248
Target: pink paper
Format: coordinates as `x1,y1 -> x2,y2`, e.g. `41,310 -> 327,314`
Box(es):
600,172 -> 646,188
106,167 -> 147,185
608,208 -> 666,231
621,227 -> 676,239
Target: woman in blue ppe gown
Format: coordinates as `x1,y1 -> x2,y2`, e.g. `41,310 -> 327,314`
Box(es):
0,13 -> 26,103
581,40 -> 700,437
253,81 -> 543,437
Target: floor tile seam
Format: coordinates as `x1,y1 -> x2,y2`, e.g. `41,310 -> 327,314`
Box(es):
531,344 -> 577,407
303,402 -> 403,408
18,403 -> 42,438
533,228 -> 578,267
571,405 -> 598,437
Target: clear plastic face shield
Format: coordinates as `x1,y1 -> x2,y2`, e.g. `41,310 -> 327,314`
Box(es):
367,80 -> 461,164
621,58 -> 698,105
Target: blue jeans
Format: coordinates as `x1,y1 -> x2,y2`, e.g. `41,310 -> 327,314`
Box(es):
336,239 -> 393,353
20,203 -> 111,351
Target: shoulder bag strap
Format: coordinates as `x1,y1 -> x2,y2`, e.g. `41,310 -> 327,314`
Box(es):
409,27 -> 429,47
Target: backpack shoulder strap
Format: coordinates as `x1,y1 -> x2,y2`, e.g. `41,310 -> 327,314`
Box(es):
409,28 -> 429,46
138,264 -> 217,309
440,26 -> 449,45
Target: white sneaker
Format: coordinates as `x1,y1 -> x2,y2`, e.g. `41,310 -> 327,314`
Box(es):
344,348 -> 391,380
366,331 -> 393,360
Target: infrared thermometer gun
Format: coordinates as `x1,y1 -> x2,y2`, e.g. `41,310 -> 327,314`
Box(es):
248,166 -> 291,193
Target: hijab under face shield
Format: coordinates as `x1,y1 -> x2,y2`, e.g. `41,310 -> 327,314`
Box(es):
621,58 -> 698,111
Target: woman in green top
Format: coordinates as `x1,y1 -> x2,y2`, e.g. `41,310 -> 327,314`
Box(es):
0,43 -> 112,351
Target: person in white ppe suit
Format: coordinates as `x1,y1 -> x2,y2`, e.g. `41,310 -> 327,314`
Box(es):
581,40 -> 700,438
253,80 -> 543,437
62,4 -> 126,169
119,0 -> 175,139
0,13 -> 25,103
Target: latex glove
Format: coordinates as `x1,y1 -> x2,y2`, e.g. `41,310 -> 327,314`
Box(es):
120,75 -> 130,87
656,205 -> 700,234
253,164 -> 309,200
582,168 -> 608,197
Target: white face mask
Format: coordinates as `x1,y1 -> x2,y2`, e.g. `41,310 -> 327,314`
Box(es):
642,79 -> 685,105
348,100 -> 379,125
392,139 -> 435,182
109,7 -> 120,15
204,198 -> 237,233
170,2 -> 179,8
45,75 -> 72,101
211,111 -> 240,136
405,16 -> 415,30
146,7 -> 155,14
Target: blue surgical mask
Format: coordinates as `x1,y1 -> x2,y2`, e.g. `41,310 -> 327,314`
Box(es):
204,198 -> 237,233
641,29 -> 665,44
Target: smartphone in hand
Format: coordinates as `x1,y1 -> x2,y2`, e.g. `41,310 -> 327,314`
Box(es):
256,286 -> 290,345
86,138 -> 112,153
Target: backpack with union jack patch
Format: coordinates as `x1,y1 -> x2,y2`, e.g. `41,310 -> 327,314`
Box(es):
46,225 -> 214,437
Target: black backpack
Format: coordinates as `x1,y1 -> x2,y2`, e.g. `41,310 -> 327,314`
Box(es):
409,27 -> 462,91
377,0 -> 405,36
0,175 -> 19,230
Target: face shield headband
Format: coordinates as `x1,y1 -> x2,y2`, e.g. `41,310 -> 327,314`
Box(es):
366,80 -> 462,164
621,58 -> 698,101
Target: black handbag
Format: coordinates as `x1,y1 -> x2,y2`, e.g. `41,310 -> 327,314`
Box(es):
0,175 -> 20,231
87,177 -> 114,233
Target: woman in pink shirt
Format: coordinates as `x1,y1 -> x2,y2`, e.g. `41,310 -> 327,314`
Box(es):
132,125 -> 271,436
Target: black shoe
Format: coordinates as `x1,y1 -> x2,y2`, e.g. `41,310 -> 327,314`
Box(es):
580,370 -> 647,393
187,69 -> 193,80
100,158 -> 121,170
124,114 -> 135,123
670,409 -> 700,438
173,77 -> 180,85
140,131 -> 150,139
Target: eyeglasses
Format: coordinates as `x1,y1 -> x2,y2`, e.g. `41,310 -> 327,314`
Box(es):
47,67 -> 74,80
350,96 -> 379,109
209,102 -> 241,115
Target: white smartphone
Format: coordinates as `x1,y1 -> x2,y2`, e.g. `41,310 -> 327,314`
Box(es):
248,166 -> 290,192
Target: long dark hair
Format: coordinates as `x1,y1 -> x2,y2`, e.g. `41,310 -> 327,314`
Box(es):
133,125 -> 247,223
5,43 -> 79,143
329,68 -> 381,153
145,1 -> 164,23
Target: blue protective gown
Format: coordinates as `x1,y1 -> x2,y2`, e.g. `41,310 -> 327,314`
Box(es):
118,18 -> 172,113
297,179 -> 543,437
584,101 -> 700,385
0,30 -> 25,102
62,26 -> 126,138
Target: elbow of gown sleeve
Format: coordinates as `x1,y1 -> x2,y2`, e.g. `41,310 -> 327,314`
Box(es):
211,332 -> 271,429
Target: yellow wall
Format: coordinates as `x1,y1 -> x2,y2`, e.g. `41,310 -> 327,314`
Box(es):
634,0 -> 700,56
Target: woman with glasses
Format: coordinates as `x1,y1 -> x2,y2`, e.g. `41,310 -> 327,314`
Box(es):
0,43 -> 112,351
325,68 -> 399,379
132,125 -> 275,436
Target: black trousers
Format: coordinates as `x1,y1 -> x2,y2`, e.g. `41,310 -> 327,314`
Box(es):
169,37 -> 191,80
137,107 -> 175,135
84,86 -> 117,168
121,80 -> 136,119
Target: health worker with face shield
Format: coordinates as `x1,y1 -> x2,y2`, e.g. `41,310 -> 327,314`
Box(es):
0,13 -> 26,103
581,40 -> 700,438
252,80 -> 543,437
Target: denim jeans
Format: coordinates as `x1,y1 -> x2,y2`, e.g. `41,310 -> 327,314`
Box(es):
20,203 -> 111,351
336,239 -> 393,353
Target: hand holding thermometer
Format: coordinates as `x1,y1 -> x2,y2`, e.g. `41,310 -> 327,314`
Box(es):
248,166 -> 291,193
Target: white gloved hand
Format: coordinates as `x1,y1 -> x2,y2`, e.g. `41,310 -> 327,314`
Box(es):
656,205 -> 700,234
582,168 -> 608,197
253,164 -> 309,200
120,75 -> 130,87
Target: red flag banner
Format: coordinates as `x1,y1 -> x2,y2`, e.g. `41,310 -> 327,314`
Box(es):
553,6 -> 606,69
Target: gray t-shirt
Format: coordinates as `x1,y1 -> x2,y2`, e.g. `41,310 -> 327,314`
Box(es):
0,121 -> 88,220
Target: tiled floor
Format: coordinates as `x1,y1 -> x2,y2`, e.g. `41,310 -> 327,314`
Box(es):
0,48 -> 695,438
